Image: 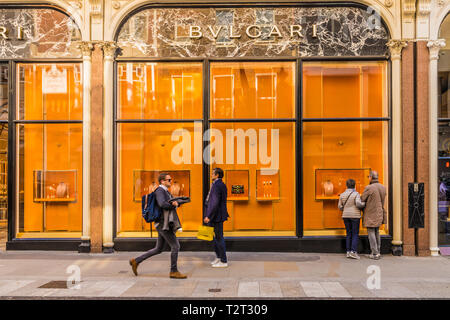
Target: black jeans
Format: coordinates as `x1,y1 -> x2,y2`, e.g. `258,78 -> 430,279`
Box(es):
343,218 -> 360,253
213,222 -> 227,263
135,226 -> 180,273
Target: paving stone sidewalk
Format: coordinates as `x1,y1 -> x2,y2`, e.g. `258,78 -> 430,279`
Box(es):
0,250 -> 449,299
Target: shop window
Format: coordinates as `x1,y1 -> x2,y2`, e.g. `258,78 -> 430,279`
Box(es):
438,14 -> 450,246
303,62 -> 388,118
118,62 -> 203,120
116,62 -> 203,238
210,62 -> 295,119
17,123 -> 83,235
209,122 -> 296,235
116,123 -> 202,236
302,61 -> 389,236
16,63 -> 83,238
17,64 -> 82,121
209,61 -> 296,236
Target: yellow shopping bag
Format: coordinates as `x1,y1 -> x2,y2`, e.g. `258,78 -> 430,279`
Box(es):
197,225 -> 214,241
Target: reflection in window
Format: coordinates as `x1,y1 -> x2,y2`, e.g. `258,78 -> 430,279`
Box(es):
303,62 -> 388,118
117,62 -> 203,120
116,123 -> 202,236
16,63 -> 83,238
210,62 -> 295,119
17,64 -> 82,121
17,124 -> 83,235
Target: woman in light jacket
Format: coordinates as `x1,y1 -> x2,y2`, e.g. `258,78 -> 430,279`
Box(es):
338,179 -> 365,259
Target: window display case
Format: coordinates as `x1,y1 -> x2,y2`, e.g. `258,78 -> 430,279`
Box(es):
256,169 -> 280,201
133,170 -> 190,201
33,170 -> 77,202
315,168 -> 371,200
225,170 -> 249,201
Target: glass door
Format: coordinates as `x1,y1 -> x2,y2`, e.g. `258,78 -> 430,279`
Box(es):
0,64 -> 8,250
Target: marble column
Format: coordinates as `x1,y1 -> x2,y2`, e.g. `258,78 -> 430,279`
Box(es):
101,41 -> 118,253
401,41 -> 415,256
76,41 -> 94,253
416,41 -> 430,257
387,39 -> 407,256
428,39 -> 446,257
90,43 -> 104,253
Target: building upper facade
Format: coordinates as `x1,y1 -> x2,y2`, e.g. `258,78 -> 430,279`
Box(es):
0,0 -> 447,46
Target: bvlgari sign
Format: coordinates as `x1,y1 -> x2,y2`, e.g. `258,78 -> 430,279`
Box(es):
187,24 -> 318,39
0,26 -> 25,40
117,6 -> 389,58
0,7 -> 82,59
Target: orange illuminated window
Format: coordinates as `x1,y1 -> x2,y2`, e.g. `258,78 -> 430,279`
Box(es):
116,62 -> 203,237
302,61 -> 389,236
118,62 -> 203,120
210,62 -> 295,119
16,63 -> 83,237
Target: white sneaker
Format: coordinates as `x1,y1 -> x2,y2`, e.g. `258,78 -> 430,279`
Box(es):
210,258 -> 220,265
212,261 -> 228,268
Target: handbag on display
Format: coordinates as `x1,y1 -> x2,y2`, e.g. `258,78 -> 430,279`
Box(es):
197,225 -> 214,241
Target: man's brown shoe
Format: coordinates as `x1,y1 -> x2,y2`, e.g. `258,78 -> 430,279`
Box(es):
169,271 -> 187,279
129,259 -> 139,276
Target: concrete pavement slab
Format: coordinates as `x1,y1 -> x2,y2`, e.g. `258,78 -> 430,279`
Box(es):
237,281 -> 260,297
279,281 -> 307,298
259,281 -> 283,297
300,282 -> 329,297
320,281 -> 352,298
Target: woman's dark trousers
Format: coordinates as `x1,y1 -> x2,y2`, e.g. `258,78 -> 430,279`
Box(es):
343,218 -> 360,253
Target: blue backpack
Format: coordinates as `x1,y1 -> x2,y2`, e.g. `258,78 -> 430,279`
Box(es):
142,192 -> 161,223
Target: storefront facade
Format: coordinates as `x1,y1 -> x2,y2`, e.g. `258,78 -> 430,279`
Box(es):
0,0 -> 447,256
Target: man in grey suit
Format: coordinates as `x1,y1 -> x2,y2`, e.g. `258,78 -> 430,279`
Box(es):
129,172 -> 187,279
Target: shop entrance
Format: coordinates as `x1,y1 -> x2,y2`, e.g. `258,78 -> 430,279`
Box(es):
0,64 -> 8,250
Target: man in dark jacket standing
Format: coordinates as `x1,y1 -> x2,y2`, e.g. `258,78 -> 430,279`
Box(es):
129,172 -> 187,279
204,168 -> 229,268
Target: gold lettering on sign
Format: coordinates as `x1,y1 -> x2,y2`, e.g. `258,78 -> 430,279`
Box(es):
189,26 -> 202,39
17,27 -> 24,40
0,27 -> 9,40
246,25 -> 261,39
268,25 -> 282,38
229,26 -> 241,39
290,25 -> 302,38
312,24 -> 318,38
208,26 -> 223,39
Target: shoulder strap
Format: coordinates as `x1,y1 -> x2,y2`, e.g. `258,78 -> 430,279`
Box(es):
342,190 -> 355,209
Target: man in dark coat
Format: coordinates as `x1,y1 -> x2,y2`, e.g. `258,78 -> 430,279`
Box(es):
204,168 -> 229,267
129,172 -> 187,279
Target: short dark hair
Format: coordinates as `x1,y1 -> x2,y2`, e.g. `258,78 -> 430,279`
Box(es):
158,172 -> 170,184
346,179 -> 356,189
213,168 -> 224,179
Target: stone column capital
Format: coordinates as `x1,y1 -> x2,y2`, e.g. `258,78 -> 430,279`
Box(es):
97,41 -> 119,60
75,41 -> 95,58
387,40 -> 408,60
427,39 -> 446,61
